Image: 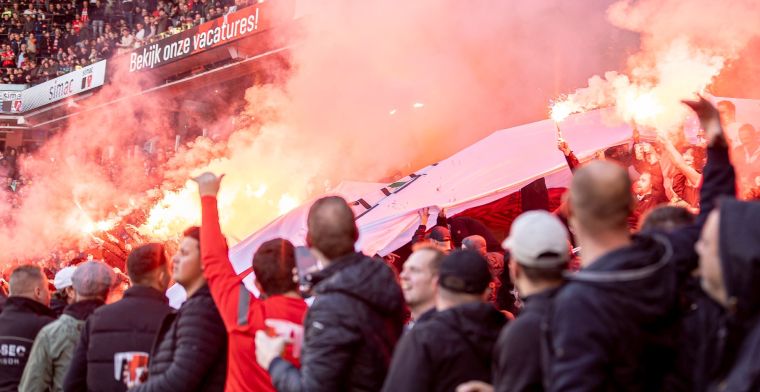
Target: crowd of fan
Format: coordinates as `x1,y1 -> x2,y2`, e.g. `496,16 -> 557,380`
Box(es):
0,0 -> 256,85
0,98 -> 759,392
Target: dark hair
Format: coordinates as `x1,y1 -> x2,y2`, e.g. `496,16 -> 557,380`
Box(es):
640,205 -> 695,233
127,243 -> 167,284
252,238 -> 297,296
183,226 -> 200,250
521,263 -> 567,282
687,146 -> 707,171
307,196 -> 358,260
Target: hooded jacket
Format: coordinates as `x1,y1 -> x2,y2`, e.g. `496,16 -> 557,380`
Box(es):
18,299 -> 104,392
549,143 -> 736,392
705,199 -> 760,391
382,302 -> 506,392
0,297 -> 55,392
269,253 -> 406,392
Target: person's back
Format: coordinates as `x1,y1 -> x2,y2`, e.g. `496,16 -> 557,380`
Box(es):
63,244 -> 173,391
0,265 -> 55,392
389,302 -> 504,391
492,211 -> 570,392
550,99 -> 737,391
383,250 -> 505,392
257,196 -> 405,392
552,237 -> 679,391
302,252 -> 406,390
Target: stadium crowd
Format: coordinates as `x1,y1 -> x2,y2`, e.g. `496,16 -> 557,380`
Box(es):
0,98 -> 759,392
0,0 -> 256,85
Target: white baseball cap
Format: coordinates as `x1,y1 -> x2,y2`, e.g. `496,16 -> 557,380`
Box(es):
53,266 -> 77,290
502,211 -> 570,268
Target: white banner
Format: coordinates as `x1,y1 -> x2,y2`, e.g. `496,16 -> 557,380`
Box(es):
21,60 -> 107,112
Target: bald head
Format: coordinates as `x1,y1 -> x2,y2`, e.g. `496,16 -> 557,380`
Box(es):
307,196 -> 358,260
462,235 -> 487,256
570,161 -> 633,234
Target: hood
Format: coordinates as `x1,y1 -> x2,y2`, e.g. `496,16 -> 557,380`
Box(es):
568,234 -> 676,323
719,199 -> 760,324
434,302 -> 506,360
312,252 -> 404,316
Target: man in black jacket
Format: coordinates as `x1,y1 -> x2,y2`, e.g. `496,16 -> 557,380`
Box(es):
549,97 -> 736,391
695,199 -> 760,390
492,211 -> 570,392
64,243 -> 173,392
256,196 -> 405,392
382,250 -> 507,392
19,261 -> 112,392
131,227 -> 227,392
0,265 -> 55,392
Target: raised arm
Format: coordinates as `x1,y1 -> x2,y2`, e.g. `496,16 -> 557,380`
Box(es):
667,97 -> 736,277
659,135 -> 702,185
193,172 -> 253,330
558,138 -> 580,173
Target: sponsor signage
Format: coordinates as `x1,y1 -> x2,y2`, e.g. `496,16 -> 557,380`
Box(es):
20,60 -> 107,112
128,1 -> 290,72
0,91 -> 23,113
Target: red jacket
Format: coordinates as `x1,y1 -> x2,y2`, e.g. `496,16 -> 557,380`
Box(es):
201,196 -> 307,392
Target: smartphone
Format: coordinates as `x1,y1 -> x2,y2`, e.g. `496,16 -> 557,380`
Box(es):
294,246 -> 319,297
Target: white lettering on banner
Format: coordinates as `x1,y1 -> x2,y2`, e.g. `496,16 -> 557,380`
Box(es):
129,44 -> 162,72
162,38 -> 191,63
20,60 -> 107,112
132,6 -> 264,72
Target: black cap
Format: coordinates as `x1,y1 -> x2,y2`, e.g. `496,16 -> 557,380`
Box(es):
426,226 -> 451,242
438,250 -> 491,294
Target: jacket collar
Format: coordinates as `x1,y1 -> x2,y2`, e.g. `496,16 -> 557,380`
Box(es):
306,252 -> 365,288
3,296 -> 56,318
186,284 -> 211,300
63,299 -> 105,321
123,285 -> 169,304
521,286 -> 561,312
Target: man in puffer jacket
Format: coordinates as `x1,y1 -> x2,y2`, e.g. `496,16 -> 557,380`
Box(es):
63,244 -> 173,392
256,196 -> 406,392
131,227 -> 227,392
